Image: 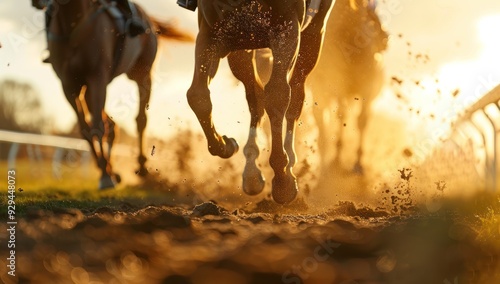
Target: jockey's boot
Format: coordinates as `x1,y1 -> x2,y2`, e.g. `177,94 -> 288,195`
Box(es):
117,0 -> 146,36
177,0 -> 197,11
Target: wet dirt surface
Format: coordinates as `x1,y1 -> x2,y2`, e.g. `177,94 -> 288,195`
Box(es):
1,199 -> 498,284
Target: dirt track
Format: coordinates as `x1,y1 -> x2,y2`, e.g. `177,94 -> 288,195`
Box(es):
1,198 -> 498,284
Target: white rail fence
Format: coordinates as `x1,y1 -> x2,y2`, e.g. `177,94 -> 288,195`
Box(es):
450,84 -> 500,191
0,130 -> 133,179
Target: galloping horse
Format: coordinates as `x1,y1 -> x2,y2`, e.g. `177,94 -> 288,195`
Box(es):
31,0 -> 192,189
308,0 -> 388,175
187,0 -> 334,204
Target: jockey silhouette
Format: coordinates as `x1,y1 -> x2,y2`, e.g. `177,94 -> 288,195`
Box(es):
36,0 -> 146,62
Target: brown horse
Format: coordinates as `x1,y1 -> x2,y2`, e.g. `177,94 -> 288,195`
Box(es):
187,0 -> 334,204
308,0 -> 388,175
31,0 -> 192,189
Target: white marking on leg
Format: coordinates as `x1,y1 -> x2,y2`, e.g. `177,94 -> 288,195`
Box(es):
242,127 -> 265,195
284,128 -> 296,173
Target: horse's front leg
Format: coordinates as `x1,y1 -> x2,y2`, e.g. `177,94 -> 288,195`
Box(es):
187,36 -> 239,160
267,22 -> 301,204
85,77 -> 116,189
228,50 -> 266,195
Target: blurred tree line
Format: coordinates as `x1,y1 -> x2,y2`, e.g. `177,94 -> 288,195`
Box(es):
0,79 -> 52,159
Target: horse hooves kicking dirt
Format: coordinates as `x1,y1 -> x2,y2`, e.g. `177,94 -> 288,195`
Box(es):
186,0 -> 335,204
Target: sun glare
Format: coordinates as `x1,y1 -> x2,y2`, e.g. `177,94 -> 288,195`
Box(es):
477,15 -> 500,49
423,14 -> 500,122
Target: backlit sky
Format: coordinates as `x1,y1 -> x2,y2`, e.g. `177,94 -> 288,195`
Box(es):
1,0 -> 500,141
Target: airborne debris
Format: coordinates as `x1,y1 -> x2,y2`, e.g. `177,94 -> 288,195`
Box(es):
18,188 -> 23,192
435,181 -> 446,192
151,145 -> 156,156
398,168 -> 413,182
452,89 -> 460,97
402,148 -> 413,157
391,76 -> 403,85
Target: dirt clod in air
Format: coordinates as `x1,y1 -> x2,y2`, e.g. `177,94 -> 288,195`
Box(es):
398,168 -> 413,182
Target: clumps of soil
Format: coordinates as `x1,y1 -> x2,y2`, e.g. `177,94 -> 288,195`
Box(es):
380,168 -> 418,214
191,201 -> 223,217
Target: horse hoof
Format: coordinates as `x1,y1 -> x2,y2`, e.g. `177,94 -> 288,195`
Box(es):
220,135 -> 239,159
242,169 -> 265,196
271,175 -> 298,204
99,175 -> 116,190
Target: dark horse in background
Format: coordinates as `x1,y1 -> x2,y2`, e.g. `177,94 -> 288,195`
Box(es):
187,0 -> 334,204
308,0 -> 388,175
31,0 -> 192,189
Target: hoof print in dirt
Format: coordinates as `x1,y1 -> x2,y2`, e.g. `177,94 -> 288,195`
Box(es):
191,201 -> 223,217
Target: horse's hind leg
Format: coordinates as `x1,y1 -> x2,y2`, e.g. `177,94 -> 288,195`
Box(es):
228,50 -> 266,195
187,33 -> 239,159
128,71 -> 152,176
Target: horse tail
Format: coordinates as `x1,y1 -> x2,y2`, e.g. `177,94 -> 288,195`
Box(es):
150,18 -> 194,42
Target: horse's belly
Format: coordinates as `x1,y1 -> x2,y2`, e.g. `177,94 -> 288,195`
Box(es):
218,28 -> 270,51
207,1 -> 272,51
